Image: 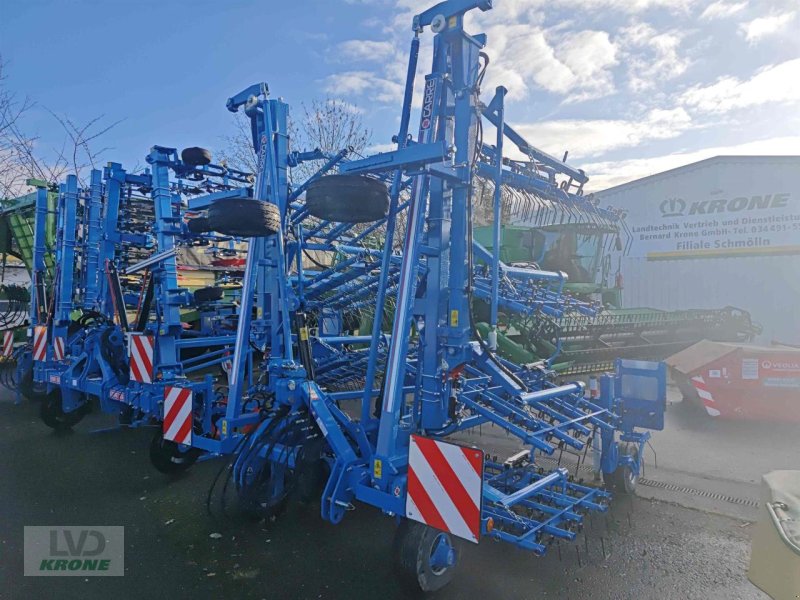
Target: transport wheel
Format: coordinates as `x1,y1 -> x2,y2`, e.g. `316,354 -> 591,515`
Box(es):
193,286 -> 224,303
206,198 -> 281,237
18,365 -> 47,401
40,389 -> 86,430
304,175 -> 390,223
393,520 -> 458,593
181,147 -> 212,167
187,216 -> 211,234
149,429 -> 200,474
603,442 -> 639,495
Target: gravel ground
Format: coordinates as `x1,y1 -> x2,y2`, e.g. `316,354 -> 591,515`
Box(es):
0,395 -> 766,600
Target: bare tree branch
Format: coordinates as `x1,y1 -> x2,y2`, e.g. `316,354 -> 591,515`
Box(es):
217,97 -> 372,184
0,54 -> 123,198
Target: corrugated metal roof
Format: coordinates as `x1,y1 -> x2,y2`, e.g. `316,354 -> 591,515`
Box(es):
596,155 -> 800,196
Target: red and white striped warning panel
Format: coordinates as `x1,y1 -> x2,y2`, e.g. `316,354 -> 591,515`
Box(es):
128,334 -> 154,383
53,336 -> 66,361
33,326 -> 47,361
691,375 -> 720,417
2,331 -> 13,357
406,435 -> 484,543
163,386 -> 192,445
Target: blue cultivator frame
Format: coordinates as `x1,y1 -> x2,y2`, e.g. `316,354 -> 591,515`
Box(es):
24,150 -> 262,462
188,0 -> 667,592
15,0 -> 667,592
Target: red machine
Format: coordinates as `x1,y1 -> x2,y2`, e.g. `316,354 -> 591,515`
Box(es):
667,341 -> 800,423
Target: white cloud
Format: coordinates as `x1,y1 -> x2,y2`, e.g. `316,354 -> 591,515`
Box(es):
699,0 -> 748,20
555,30 -> 619,102
338,40 -> 397,62
322,71 -> 404,104
514,107 -> 693,159
586,135 -> 800,190
619,22 -> 689,92
566,0 -> 696,11
481,25 -> 619,102
680,58 -> 800,113
739,11 -> 796,43
485,0 -> 697,14
365,142 -> 396,154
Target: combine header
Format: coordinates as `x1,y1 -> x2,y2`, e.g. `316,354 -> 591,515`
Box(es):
473,223 -> 760,375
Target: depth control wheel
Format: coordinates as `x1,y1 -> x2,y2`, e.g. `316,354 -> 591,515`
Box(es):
40,389 -> 87,430
393,520 -> 459,593
603,442 -> 639,494
149,428 -> 200,474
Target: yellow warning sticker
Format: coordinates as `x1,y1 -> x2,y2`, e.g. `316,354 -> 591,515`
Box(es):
373,459 -> 382,479
221,420 -> 228,436
450,309 -> 459,327
299,327 -> 309,341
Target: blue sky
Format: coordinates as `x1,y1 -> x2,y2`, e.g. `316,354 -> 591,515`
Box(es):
2,0 -> 799,190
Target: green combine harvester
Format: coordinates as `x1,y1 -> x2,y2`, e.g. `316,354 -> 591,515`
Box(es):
473,224 -> 760,375
0,180 -> 52,342
0,180 -> 58,281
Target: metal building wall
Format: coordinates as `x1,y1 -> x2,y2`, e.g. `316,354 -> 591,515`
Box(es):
619,255 -> 800,344
597,156 -> 800,345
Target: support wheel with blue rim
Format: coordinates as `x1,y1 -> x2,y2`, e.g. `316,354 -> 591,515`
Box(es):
603,441 -> 639,495
393,520 -> 459,593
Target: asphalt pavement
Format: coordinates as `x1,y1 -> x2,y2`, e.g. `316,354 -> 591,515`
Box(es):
0,388 -> 778,600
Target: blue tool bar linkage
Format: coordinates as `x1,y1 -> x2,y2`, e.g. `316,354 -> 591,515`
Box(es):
145,147 -> 185,374
489,86 -> 506,346
31,185 -> 49,324
82,169 -> 103,310
55,175 -> 79,329
361,32 -> 421,427
484,467 -> 568,508
482,99 -> 588,185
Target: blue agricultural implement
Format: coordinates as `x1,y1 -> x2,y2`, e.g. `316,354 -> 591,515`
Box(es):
192,0 -> 665,591
13,0 -> 668,592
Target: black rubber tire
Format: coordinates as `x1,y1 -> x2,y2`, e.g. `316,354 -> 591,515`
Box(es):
181,147 -> 212,167
193,286 -> 224,303
18,366 -> 47,401
149,428 -> 200,474
207,199 -> 281,237
187,216 -> 211,234
603,442 -> 639,495
40,389 -> 87,431
237,463 -> 289,521
393,520 -> 458,593
305,175 -> 389,223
